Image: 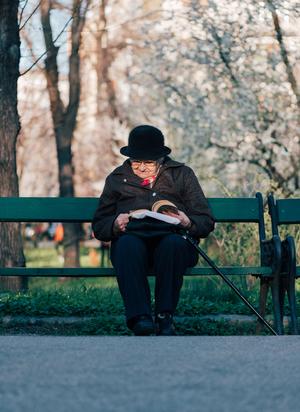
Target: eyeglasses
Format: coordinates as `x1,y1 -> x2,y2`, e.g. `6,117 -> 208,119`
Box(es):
130,159 -> 157,169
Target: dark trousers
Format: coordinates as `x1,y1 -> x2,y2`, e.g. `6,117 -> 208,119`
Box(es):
110,233 -> 198,327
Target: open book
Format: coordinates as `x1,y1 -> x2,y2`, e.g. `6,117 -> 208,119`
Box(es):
129,200 -> 181,225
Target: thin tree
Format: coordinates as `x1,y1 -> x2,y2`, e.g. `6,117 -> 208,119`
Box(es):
0,0 -> 27,291
40,0 -> 90,267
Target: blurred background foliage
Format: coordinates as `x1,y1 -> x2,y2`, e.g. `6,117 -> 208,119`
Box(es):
0,1 -> 299,306
18,0 -> 299,198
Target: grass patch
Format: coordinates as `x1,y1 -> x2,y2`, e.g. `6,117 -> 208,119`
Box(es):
1,275 -> 290,318
0,318 -> 260,336
24,245 -> 112,269
1,245 -> 298,335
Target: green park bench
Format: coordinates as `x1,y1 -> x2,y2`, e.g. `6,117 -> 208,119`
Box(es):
267,194 -> 300,334
0,193 -> 285,334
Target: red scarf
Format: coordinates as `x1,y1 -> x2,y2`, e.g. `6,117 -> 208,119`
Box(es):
141,175 -> 157,187
140,165 -> 161,187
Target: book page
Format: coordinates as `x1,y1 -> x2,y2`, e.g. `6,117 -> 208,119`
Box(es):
129,210 -> 180,225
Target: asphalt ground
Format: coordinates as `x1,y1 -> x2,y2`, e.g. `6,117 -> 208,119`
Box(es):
0,336 -> 299,412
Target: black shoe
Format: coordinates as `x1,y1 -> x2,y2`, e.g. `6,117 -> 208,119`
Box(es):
155,312 -> 176,336
131,315 -> 155,336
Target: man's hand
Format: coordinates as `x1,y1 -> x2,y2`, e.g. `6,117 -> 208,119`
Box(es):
162,210 -> 192,229
113,213 -> 130,233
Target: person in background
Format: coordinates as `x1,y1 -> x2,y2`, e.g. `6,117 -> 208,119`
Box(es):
92,125 -> 215,336
54,223 -> 64,262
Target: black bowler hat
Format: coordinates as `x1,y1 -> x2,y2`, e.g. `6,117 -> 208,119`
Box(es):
120,125 -> 171,160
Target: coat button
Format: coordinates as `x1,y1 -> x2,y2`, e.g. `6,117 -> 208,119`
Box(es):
123,178 -> 127,182
152,192 -> 156,197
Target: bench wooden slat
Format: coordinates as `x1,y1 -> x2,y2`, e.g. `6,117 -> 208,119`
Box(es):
209,198 -> 260,222
0,197 -> 260,222
0,198 -> 98,223
276,199 -> 300,224
0,266 -> 272,277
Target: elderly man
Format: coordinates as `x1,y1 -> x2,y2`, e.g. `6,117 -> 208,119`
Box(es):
92,125 -> 215,336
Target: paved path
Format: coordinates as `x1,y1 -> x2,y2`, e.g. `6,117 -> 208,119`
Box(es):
0,336 -> 299,412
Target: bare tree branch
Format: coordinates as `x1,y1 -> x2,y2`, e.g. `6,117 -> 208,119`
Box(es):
40,0 -> 66,121
210,27 -> 240,87
266,0 -> 300,108
20,15 -> 73,76
19,1 -> 41,31
19,0 -> 29,26
65,0 -> 91,133
20,28 -> 43,71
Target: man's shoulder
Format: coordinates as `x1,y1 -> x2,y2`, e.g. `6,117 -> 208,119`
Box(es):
106,160 -> 130,178
163,157 -> 186,171
164,157 -> 195,176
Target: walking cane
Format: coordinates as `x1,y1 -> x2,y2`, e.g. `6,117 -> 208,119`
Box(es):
180,231 -> 278,336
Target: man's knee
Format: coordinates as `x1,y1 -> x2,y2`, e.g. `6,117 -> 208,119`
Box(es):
113,234 -> 147,255
158,234 -> 187,250
155,234 -> 197,266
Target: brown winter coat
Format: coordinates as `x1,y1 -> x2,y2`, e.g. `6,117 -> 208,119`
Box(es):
92,157 -> 215,241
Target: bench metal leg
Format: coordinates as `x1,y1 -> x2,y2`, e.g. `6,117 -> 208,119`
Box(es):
256,277 -> 284,335
256,278 -> 270,334
260,235 -> 284,335
271,277 -> 284,335
283,237 -> 299,335
279,278 -> 286,325
286,280 -> 298,334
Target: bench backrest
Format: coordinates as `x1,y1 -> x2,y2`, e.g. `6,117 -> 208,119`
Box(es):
275,199 -> 300,225
0,194 -> 267,243
0,194 -> 274,275
268,194 -> 300,235
0,195 -> 264,222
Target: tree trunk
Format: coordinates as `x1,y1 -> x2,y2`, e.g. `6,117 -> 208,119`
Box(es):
56,129 -> 81,267
41,0 -> 89,268
0,0 -> 27,291
97,0 -> 119,119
